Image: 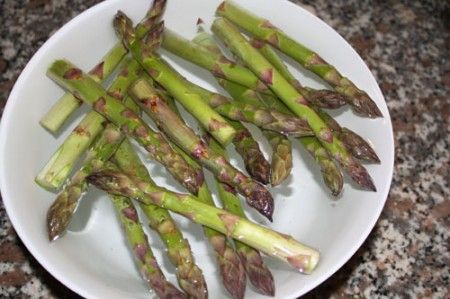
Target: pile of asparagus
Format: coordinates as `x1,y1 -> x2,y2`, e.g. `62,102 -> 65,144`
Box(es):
36,1 -> 382,298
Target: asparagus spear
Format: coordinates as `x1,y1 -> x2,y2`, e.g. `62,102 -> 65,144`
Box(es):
206,135 -> 275,296
110,194 -> 186,298
249,39 -> 346,109
46,124 -> 125,241
129,78 -> 274,221
87,166 -> 320,274
40,0 -> 168,133
35,58 -> 142,191
114,15 -> 236,146
216,0 -> 382,118
212,18 -> 376,191
113,139 -> 207,298
46,59 -> 202,195
156,90 -> 247,299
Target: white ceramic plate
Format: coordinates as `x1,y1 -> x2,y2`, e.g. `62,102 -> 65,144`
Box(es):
0,0 -> 394,298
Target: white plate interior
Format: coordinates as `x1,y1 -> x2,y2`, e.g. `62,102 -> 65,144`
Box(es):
0,0 -> 394,298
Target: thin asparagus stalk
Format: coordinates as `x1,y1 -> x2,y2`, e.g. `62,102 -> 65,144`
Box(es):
40,0 -> 168,133
129,78 -> 274,221
207,135 -> 275,296
46,124 -> 124,241
212,18 -> 376,191
162,29 -> 270,94
113,139 -> 207,298
87,166 -> 321,274
114,14 -> 236,146
216,0 -> 382,118
110,194 -> 186,298
249,39 -> 346,109
155,91 -> 246,299
47,59 -> 202,195
35,58 -> 142,191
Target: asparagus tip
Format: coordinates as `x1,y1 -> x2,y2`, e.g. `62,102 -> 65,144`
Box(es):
220,249 -> 247,299
351,93 -> 383,118
241,252 -> 275,296
341,128 -> 381,164
348,162 -> 376,191
148,274 -> 187,299
248,184 -> 274,221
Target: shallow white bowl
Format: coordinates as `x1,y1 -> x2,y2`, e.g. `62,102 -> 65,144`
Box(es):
0,0 -> 394,298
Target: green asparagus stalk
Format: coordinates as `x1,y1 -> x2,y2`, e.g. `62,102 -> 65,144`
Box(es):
162,29 -> 270,94
114,14 -> 236,146
216,0 -> 382,118
129,78 -> 274,221
40,0 -> 168,133
207,135 -> 275,296
35,58 -> 142,191
47,59 -> 202,195
110,194 -> 186,298
46,124 -> 124,241
212,18 -> 376,191
249,39 -> 346,109
87,167 -> 320,274
155,90 -> 247,299
113,140 -> 207,298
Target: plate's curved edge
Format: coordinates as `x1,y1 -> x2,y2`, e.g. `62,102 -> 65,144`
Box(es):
0,0 -> 395,298
0,1 -> 122,299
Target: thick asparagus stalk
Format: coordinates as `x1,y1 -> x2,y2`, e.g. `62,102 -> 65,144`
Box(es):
110,194 -> 186,298
212,18 -> 376,191
40,0 -> 167,133
156,91 -> 246,299
35,58 -> 142,191
207,135 -> 275,296
47,59 -> 202,195
46,124 -> 124,241
113,140 -> 207,298
129,78 -> 274,221
114,14 -> 236,146
249,39 -> 346,109
87,167 -> 320,274
216,0 -> 382,118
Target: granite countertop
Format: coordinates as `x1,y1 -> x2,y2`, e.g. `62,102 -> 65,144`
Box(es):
0,0 -> 449,298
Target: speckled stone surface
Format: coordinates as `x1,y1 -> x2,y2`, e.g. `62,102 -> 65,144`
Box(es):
0,0 -> 449,298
